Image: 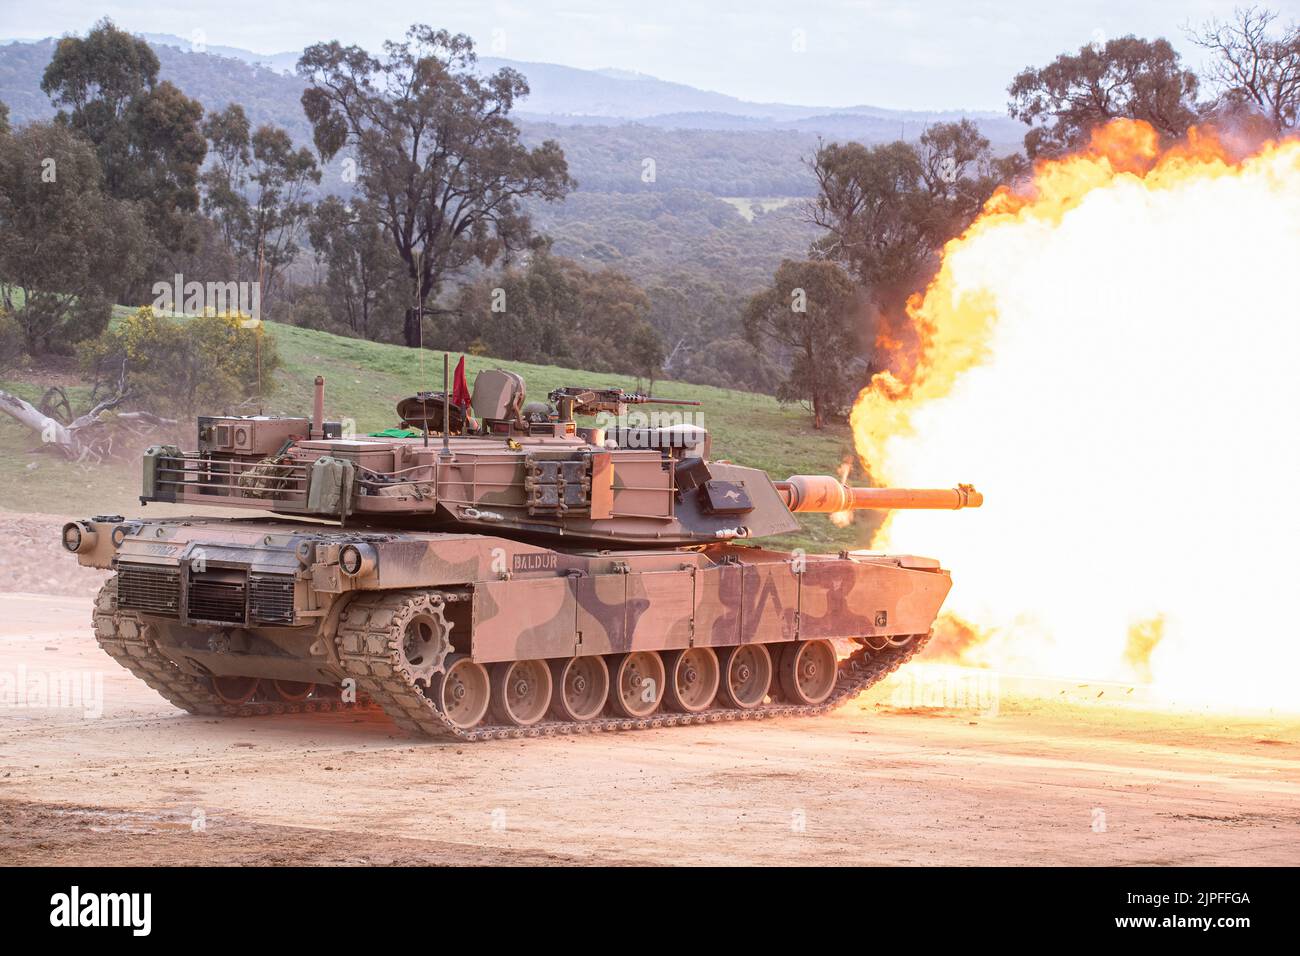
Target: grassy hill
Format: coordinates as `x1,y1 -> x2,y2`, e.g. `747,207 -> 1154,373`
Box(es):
0,316 -> 878,552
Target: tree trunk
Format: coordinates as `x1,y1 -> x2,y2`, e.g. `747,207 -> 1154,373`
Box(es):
403,306 -> 421,348
0,388 -> 177,462
812,394 -> 825,430
0,388 -> 78,454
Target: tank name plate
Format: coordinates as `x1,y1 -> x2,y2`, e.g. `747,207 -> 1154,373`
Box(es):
513,552 -> 559,572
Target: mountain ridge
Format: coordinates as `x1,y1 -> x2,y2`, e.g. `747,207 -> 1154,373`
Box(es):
1,32 -> 1019,138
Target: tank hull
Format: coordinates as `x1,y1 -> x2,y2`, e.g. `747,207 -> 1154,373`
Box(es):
78,515 -> 953,738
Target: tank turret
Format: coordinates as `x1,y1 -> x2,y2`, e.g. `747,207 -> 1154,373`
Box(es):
130,371 -> 978,547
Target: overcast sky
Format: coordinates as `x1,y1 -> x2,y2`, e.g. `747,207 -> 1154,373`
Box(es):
5,1 -> 1293,110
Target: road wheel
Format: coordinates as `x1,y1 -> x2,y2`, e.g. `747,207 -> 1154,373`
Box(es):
549,656 -> 609,722
608,651 -> 665,718
210,675 -> 260,705
268,680 -> 315,702
719,644 -> 773,709
664,647 -> 720,713
778,640 -> 838,706
430,654 -> 490,729
490,659 -> 553,727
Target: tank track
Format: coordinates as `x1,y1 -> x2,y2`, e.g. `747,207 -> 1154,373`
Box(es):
333,589 -> 930,742
93,580 -> 926,739
92,580 -> 349,718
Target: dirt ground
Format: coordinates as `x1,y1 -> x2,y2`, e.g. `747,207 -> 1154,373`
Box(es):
2,511 -> 1299,866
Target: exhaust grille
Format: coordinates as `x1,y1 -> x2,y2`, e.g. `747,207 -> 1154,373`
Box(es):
116,564 -> 180,616
249,574 -> 295,625
187,570 -> 246,624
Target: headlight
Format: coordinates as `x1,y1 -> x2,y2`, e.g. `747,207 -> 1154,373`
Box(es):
61,521 -> 97,554
338,543 -> 376,577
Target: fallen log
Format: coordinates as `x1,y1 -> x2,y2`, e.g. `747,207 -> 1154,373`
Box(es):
0,387 -> 178,462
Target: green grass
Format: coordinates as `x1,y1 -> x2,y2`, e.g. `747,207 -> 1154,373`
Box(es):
0,317 -> 879,551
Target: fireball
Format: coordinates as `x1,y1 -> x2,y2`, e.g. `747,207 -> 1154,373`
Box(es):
850,120 -> 1300,711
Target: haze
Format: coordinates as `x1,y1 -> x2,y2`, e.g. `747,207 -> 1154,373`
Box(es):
4,0 -> 1279,111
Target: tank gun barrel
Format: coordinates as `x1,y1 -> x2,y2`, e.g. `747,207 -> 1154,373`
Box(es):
775,475 -> 983,513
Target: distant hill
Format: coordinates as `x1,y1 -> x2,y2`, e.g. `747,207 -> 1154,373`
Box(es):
0,37 -> 314,144
0,35 -> 1023,198
130,33 -> 1016,131
1,34 -> 1024,146
137,32 -> 302,75
0,39 -> 61,125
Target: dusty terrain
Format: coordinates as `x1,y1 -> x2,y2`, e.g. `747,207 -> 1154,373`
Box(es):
2,511 -> 1298,866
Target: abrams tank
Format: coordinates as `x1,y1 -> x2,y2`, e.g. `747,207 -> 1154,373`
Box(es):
62,367 -> 982,740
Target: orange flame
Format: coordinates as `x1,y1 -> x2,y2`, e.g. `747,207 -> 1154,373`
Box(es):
851,119 -> 1300,711
828,458 -> 855,527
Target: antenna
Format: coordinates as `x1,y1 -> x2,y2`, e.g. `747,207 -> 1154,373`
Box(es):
415,246 -> 428,448
441,352 -> 451,457
255,327 -> 263,416
256,237 -> 265,414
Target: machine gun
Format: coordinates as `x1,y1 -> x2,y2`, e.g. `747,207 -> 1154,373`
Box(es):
548,386 -> 703,421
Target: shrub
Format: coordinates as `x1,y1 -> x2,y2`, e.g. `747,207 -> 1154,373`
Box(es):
83,306 -> 281,417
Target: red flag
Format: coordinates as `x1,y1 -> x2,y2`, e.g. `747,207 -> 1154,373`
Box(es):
451,355 -> 472,409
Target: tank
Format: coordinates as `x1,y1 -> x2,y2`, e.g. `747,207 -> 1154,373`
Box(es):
62,368 -> 982,740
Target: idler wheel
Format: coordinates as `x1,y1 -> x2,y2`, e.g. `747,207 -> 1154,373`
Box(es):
719,644 -> 773,710
430,654 -> 490,729
608,651 -> 666,719
269,680 -> 316,703
490,659 -> 553,727
778,640 -> 838,706
663,647 -> 720,713
549,656 -> 609,722
210,675 -> 260,705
